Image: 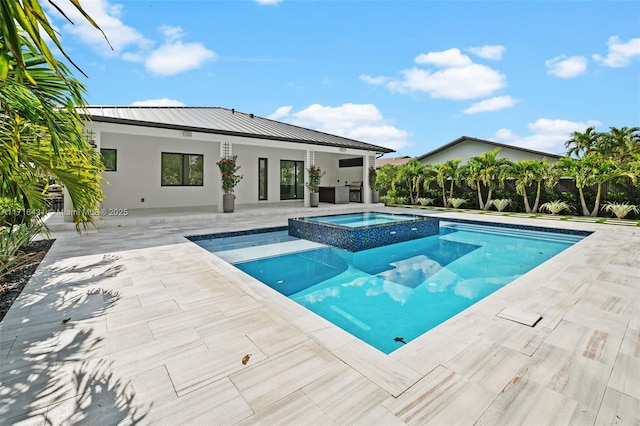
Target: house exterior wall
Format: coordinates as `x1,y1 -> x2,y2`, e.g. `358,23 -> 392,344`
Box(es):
99,132 -> 220,209
88,121 -> 380,211
420,140 -> 559,165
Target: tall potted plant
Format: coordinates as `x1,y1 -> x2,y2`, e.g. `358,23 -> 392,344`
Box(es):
216,155 -> 243,213
306,165 -> 325,207
368,166 -> 379,203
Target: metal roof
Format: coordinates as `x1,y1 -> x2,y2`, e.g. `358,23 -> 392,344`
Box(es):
82,106 -> 394,153
417,136 -> 562,161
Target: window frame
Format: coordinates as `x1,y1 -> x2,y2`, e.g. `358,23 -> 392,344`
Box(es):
258,157 -> 268,200
161,152 -> 204,187
100,148 -> 117,172
280,159 -> 305,200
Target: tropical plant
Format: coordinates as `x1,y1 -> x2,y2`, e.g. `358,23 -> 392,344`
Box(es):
555,153 -> 634,217
448,198 -> 468,208
216,156 -> 243,194
305,165 -> 325,193
601,202 -> 638,219
395,159 -> 424,204
394,196 -> 408,205
434,159 -> 462,206
504,159 -> 552,213
565,126 -> 600,159
462,148 -> 512,210
379,195 -> 392,205
376,164 -> 398,195
489,199 -> 512,212
540,200 -> 573,215
368,166 -> 377,190
417,197 -> 435,206
599,126 -> 640,162
0,221 -> 47,281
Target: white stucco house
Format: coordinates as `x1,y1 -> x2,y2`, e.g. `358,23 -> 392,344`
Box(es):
79,106 -> 394,213
417,136 -> 562,165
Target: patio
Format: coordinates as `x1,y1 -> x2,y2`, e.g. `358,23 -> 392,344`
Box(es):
1,204 -> 638,424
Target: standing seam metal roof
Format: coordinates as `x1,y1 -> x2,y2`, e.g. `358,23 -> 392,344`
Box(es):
83,106 -> 394,153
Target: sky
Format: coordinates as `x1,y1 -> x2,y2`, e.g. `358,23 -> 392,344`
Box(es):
46,0 -> 640,158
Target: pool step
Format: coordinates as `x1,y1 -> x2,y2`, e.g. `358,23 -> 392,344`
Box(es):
441,222 -> 584,244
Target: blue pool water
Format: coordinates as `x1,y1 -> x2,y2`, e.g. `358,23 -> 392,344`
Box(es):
305,212 -> 422,227
194,220 -> 587,354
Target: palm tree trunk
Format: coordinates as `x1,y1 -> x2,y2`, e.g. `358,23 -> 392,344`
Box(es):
578,187 -> 590,217
590,183 -> 603,217
531,181 -> 541,213
476,182 -> 485,209
441,186 -> 447,207
521,189 -> 532,213
485,189 -> 493,210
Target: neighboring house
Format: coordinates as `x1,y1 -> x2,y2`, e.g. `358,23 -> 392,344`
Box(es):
375,156 -> 412,168
417,136 -> 562,165
80,106 -> 394,212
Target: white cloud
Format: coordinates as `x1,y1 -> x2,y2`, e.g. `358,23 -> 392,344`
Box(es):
46,0 -> 151,57
46,1 -> 215,76
593,36 -> 640,67
359,74 -> 391,85
145,40 -> 216,76
387,64 -> 506,100
267,106 -> 293,120
376,48 -> 506,100
255,0 -> 283,4
494,118 -> 602,154
467,45 -> 505,60
414,48 -> 473,67
269,103 -> 413,151
546,55 -> 588,78
131,98 -> 185,106
463,96 -> 518,114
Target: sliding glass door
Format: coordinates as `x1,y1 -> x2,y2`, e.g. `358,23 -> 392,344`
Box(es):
280,160 -> 304,200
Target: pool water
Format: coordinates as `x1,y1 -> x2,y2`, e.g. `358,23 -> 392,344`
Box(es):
195,221 -> 587,354
305,212 -> 422,227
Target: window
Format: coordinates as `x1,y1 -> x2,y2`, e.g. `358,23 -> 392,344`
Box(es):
100,148 -> 117,171
161,152 -> 203,186
339,157 -> 363,168
280,160 -> 304,200
259,158 -> 268,200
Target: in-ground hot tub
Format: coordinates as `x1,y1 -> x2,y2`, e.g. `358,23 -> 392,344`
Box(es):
288,212 -> 439,252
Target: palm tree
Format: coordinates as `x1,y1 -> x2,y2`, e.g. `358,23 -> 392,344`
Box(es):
504,159 -> 551,213
599,126 -> 640,163
1,3 -> 109,230
462,149 -> 512,210
396,159 -> 424,204
434,159 -> 462,206
1,0 -> 109,83
555,154 -> 634,217
564,126 -> 600,159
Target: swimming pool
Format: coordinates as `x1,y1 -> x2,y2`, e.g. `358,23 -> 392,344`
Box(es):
304,212 -> 422,227
190,218 -> 589,354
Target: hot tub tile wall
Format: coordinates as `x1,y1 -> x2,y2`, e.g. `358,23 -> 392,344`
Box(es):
288,217 -> 440,252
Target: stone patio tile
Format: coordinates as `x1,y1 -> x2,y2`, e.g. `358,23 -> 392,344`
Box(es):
330,338 -> 422,397
608,353 -> 640,400
238,390 -> 332,426
518,343 -> 612,410
246,322 -> 312,357
166,335 -> 267,396
105,299 -> 182,331
391,330 -> 467,375
443,337 -> 530,394
352,405 -> 406,425
594,388 -> 640,425
230,342 -> 339,412
544,320 -> 623,365
146,304 -> 225,340
108,329 -> 203,377
476,375 -> 596,425
302,362 -> 390,424
144,377 -> 253,425
382,365 -> 495,425
126,364 -> 177,409
195,309 -> 276,342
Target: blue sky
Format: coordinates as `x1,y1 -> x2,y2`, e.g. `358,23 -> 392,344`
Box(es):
48,0 -> 640,157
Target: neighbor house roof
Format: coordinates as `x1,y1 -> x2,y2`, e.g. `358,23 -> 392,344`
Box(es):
83,106 -> 394,154
375,156 -> 413,168
417,136 -> 563,161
